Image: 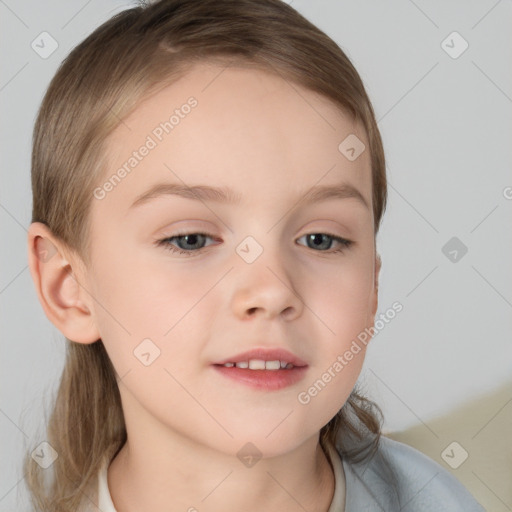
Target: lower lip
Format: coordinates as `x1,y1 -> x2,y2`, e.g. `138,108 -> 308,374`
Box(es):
212,364 -> 308,391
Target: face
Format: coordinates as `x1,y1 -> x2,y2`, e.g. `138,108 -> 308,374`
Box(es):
82,62 -> 379,457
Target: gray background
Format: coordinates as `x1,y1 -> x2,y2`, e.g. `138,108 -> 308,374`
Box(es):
1,0 -> 511,510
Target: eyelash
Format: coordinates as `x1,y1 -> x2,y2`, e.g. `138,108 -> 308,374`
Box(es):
155,231 -> 354,256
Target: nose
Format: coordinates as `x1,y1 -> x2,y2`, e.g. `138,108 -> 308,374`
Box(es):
230,253 -> 304,322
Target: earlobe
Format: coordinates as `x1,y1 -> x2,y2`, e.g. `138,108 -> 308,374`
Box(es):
27,222 -> 100,344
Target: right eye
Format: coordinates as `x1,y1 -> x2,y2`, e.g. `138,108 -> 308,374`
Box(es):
155,232 -> 218,256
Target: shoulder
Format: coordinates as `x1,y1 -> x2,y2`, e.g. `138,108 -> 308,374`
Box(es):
339,435 -> 485,512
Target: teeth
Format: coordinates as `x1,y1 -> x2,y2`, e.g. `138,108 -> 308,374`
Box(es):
249,359 -> 266,370
222,359 -> 294,370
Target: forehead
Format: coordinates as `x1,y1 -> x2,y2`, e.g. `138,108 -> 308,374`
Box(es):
97,62 -> 372,217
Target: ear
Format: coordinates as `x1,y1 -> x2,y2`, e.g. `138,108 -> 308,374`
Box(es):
27,222 -> 100,344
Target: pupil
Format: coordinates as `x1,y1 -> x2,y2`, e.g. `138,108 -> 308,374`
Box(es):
309,234 -> 330,251
311,234 -> 324,247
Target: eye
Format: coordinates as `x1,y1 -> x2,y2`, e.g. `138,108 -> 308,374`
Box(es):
155,232 -> 218,256
297,233 -> 353,254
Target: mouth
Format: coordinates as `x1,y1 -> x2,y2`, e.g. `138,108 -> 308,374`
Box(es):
212,348 -> 308,391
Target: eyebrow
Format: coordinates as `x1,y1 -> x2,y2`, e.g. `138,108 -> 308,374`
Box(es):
129,181 -> 370,210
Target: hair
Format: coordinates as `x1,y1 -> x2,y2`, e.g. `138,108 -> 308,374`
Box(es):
24,0 -> 387,510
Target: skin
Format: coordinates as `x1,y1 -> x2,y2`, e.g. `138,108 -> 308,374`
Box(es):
28,62 -> 381,512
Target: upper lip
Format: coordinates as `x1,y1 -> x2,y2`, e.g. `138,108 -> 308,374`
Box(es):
213,348 -> 308,367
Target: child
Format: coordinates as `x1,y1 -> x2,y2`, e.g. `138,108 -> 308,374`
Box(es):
25,0 -> 485,510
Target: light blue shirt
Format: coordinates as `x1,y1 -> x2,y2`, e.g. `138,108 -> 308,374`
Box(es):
325,435 -> 485,511
96,436 -> 484,511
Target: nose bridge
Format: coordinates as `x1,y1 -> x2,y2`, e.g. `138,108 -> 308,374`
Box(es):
230,233 -> 303,320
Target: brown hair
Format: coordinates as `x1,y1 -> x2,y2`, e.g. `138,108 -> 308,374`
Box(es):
25,0 -> 387,509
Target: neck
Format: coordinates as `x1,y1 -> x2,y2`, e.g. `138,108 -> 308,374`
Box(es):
107,432 -> 337,512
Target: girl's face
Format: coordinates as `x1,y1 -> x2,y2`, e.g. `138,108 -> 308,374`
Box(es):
83,62 -> 379,457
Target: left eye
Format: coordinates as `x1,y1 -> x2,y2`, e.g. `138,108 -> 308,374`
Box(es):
297,233 -> 353,253
156,232 -> 353,256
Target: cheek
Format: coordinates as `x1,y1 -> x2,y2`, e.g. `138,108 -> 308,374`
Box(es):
297,254 -> 375,428
87,252 -> 211,378
293,345 -> 366,445
310,255 -> 375,343
295,278 -> 371,434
